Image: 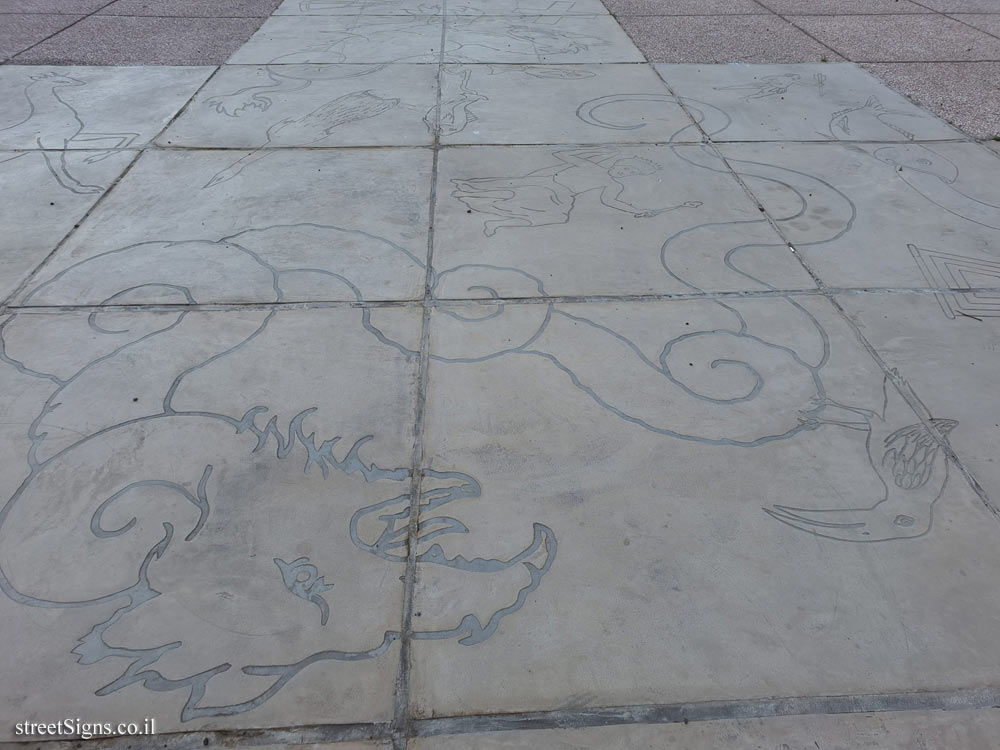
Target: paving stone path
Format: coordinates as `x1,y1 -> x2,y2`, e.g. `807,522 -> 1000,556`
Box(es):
2,2 -> 1000,748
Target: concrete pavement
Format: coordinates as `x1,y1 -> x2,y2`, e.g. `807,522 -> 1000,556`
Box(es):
1,1 -> 1000,748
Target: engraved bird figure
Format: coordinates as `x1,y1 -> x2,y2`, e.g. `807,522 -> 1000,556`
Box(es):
204,90 -> 399,188
765,373 -> 958,542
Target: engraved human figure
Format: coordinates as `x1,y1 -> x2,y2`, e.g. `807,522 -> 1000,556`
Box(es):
452,148 -> 701,236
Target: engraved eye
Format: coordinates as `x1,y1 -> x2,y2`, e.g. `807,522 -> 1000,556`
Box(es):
894,514 -> 915,527
916,158 -> 931,166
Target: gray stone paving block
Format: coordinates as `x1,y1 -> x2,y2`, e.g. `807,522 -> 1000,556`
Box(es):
0,305 -> 419,733
0,150 -> 134,301
952,12 -> 1000,37
0,0 -> 105,11
601,0 -> 767,15
10,15 -> 264,65
915,0 -> 1000,10
838,291 -> 1000,510
412,709 -> 1000,748
617,13 -> 841,64
228,14 -> 445,63
766,0 -> 931,13
274,0 -> 608,14
411,293 -> 1000,715
159,64 -> 438,147
20,149 -> 432,305
444,15 -> 645,63
437,63 -> 696,145
792,14 -> 1000,62
712,141 -> 1000,290
0,13 -> 81,60
861,61 -> 1000,139
656,62 -> 963,142
0,66 -> 215,151
433,144 -> 815,296
98,0 -> 284,16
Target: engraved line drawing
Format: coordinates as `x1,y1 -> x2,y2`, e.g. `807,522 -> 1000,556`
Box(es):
714,72 -> 827,101
204,62 -> 387,118
0,71 -> 139,194
451,147 -> 702,236
0,223 -> 557,721
766,373 -> 957,542
564,95 -> 957,541
427,63 -> 597,137
909,244 -> 1000,319
274,556 -> 335,625
204,90 -> 399,187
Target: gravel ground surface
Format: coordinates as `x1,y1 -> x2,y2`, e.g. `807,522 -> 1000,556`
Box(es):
609,0 -> 1000,139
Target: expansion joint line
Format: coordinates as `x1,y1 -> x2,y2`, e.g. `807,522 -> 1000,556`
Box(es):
393,6 -> 450,749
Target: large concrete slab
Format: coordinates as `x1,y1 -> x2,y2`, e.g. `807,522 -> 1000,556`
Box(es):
18,149 -> 433,305
274,0 -> 609,14
443,15 -> 645,63
413,709 -> 1000,748
657,63 -> 963,142
160,64 -> 438,147
228,15 -> 446,63
433,144 -> 815,296
437,63 -> 696,145
710,141 -> 1000,290
0,66 -> 215,151
0,150 -> 134,302
410,294 -> 1000,716
0,306 -> 421,733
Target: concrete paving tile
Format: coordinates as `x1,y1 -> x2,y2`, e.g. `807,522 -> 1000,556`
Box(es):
950,12 -> 1000,37
837,291 -> 1000,515
617,13 -> 841,63
0,305 -> 420,733
275,0 -> 608,14
656,62 -> 963,142
160,64 -> 438,147
413,709 -> 1000,748
411,293 -> 1000,715
433,144 -> 815,296
0,151 -> 134,302
765,0 -> 932,14
862,62 -> 1000,139
443,15 -> 645,63
0,66 -> 215,151
98,0 -> 284,16
602,0 -> 768,15
437,63 -> 696,145
0,0 -> 105,11
0,13 -> 81,60
20,149 -> 432,305
792,14 -> 1000,62
11,15 -> 264,65
228,15 -> 445,63
713,141 -> 1000,289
